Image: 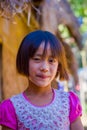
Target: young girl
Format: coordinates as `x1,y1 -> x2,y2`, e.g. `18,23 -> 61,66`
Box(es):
0,30 -> 84,130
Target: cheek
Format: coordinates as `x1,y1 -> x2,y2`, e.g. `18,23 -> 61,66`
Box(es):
28,62 -> 33,76
29,66 -> 35,79
29,65 -> 34,74
29,63 -> 38,75
51,64 -> 58,74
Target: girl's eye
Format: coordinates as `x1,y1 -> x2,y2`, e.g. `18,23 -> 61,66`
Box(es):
33,57 -> 41,61
49,58 -> 56,63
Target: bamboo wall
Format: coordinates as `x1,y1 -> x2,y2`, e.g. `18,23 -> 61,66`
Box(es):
0,14 -> 39,99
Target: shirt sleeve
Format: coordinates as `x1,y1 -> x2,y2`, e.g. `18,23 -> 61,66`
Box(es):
0,99 -> 17,130
69,91 -> 82,123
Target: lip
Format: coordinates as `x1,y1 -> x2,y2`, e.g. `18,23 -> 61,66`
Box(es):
36,75 -> 50,79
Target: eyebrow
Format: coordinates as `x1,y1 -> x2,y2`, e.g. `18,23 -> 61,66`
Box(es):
34,54 -> 42,57
34,54 -> 56,58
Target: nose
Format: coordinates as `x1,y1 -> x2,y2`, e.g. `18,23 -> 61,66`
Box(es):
40,61 -> 49,72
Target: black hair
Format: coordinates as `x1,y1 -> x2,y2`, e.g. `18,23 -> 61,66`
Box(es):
16,30 -> 69,80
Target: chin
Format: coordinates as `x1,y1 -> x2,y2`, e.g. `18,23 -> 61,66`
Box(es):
30,79 -> 51,88
35,83 -> 50,88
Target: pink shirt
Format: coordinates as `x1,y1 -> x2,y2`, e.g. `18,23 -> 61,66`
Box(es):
0,91 -> 82,129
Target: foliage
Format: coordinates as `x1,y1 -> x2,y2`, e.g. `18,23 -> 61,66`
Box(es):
59,0 -> 87,37
68,0 -> 87,68
58,0 -> 87,68
68,0 -> 87,33
59,0 -> 87,44
68,0 -> 87,16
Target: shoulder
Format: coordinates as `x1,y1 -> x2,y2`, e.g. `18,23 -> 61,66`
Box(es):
55,89 -> 82,123
69,91 -> 82,110
0,98 -> 18,129
0,93 -> 22,109
55,89 -> 69,97
69,91 -> 82,123
0,98 -> 14,111
55,89 -> 70,108
69,91 -> 79,99
10,93 -> 25,107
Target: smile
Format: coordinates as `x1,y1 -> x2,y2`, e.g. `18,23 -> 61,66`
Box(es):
37,75 -> 50,79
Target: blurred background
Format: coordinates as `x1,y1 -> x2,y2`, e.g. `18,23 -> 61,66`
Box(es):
0,0 -> 87,129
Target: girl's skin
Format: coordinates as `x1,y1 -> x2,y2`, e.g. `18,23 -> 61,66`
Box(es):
24,42 -> 58,106
2,41 -> 84,130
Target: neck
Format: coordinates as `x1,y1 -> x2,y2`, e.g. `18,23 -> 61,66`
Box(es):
25,80 -> 52,96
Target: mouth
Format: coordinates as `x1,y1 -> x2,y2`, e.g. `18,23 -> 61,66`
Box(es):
36,75 -> 50,79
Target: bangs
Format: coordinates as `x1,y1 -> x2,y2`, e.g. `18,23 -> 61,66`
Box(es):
39,31 -> 64,59
27,30 -> 63,60
28,32 -> 48,58
41,41 -> 60,59
43,31 -> 64,61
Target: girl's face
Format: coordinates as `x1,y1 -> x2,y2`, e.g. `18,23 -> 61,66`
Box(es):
29,42 -> 59,88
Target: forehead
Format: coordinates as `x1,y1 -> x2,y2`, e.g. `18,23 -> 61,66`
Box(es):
35,42 -> 51,55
